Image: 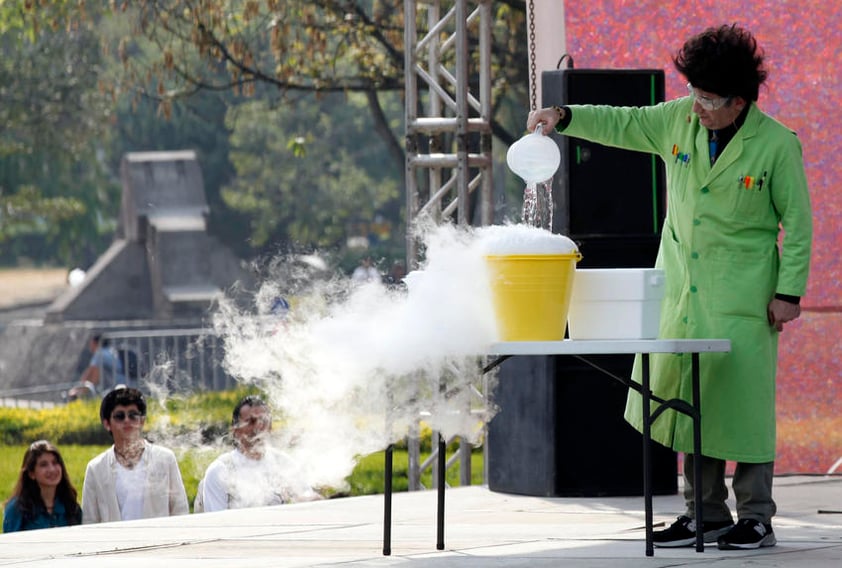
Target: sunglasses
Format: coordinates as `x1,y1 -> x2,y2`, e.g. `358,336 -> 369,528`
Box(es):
111,411 -> 144,423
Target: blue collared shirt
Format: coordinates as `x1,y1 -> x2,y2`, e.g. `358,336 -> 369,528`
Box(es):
3,497 -> 81,532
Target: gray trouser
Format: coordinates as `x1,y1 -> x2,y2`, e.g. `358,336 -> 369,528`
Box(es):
683,454 -> 777,524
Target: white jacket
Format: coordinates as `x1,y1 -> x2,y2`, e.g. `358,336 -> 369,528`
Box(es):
82,441 -> 189,523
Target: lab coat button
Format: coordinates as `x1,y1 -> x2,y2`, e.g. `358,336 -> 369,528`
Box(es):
701,186 -> 710,194
693,218 -> 701,225
682,316 -> 689,324
691,251 -> 699,259
690,285 -> 698,293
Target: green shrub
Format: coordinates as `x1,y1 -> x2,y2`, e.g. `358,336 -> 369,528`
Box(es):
345,449 -> 485,495
0,408 -> 48,444
28,400 -> 110,445
0,387 -> 466,452
147,387 -> 264,443
0,387 -> 484,512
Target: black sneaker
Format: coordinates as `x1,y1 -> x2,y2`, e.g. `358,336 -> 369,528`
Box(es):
653,515 -> 734,548
717,518 -> 776,550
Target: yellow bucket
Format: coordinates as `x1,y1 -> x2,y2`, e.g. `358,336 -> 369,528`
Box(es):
485,253 -> 582,341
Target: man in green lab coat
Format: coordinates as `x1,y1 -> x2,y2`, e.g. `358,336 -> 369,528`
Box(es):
528,24 -> 812,550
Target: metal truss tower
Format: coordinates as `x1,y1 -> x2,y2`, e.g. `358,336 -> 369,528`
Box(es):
402,0 -> 494,491
404,0 -> 494,266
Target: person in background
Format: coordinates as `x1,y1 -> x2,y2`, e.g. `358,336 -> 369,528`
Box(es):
81,387 -> 188,523
195,395 -> 320,512
528,24 -> 812,550
68,333 -> 126,399
384,260 -> 408,287
351,255 -> 381,283
3,440 -> 82,532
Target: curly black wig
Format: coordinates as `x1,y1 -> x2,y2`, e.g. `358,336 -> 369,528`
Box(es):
674,24 -> 767,102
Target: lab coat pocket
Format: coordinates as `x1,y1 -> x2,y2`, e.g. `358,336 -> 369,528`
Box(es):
726,175 -> 774,222
707,248 -> 776,320
660,230 -> 684,304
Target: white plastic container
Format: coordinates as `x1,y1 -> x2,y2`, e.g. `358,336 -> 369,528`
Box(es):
506,126 -> 561,184
567,268 -> 665,340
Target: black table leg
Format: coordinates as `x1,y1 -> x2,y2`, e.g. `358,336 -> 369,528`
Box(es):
437,433 -> 446,550
641,353 -> 654,557
692,352 -> 704,553
383,444 -> 393,556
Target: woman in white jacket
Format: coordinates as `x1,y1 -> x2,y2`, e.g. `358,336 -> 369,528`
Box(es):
82,387 -> 188,523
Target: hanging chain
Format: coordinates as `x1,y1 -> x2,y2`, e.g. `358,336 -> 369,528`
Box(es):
528,0 -> 537,111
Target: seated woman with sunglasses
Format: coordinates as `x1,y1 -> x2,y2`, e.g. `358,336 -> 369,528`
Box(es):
81,387 -> 188,523
3,440 -> 82,532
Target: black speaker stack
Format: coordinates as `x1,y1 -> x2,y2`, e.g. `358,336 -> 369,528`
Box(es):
487,68 -> 677,497
545,68 -> 667,267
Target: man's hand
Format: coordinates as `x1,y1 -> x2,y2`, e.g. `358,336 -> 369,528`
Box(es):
767,298 -> 801,332
527,107 -> 564,135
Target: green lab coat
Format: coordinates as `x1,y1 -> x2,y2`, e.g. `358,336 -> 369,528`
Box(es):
561,98 -> 812,462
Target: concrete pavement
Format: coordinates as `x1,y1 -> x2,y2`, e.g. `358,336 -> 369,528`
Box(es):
0,475 -> 840,567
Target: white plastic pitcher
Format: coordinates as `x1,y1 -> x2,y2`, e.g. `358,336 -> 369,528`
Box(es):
506,125 -> 561,185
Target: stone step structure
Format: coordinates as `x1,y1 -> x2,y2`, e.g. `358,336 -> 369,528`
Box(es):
46,150 -> 252,322
0,151 -> 253,401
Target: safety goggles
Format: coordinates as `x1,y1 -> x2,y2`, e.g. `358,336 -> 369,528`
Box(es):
686,83 -> 731,111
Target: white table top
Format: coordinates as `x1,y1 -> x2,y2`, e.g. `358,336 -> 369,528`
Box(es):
488,338 -> 731,356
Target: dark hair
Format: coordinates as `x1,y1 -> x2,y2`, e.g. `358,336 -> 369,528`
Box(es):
100,386 -> 147,422
90,332 -> 110,347
232,395 -> 269,426
6,441 -> 81,526
673,24 -> 767,102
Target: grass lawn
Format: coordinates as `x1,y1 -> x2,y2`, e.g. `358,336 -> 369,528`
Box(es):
0,388 -> 484,527
0,443 -> 484,526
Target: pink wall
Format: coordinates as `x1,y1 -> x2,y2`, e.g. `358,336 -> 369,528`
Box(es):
562,1 -> 841,473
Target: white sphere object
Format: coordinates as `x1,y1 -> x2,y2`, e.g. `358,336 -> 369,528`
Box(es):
68,268 -> 86,287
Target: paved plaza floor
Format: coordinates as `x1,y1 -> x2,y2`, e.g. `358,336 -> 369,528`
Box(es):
0,475 -> 840,567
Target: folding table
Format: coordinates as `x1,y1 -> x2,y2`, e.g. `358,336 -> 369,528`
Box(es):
383,338 -> 731,557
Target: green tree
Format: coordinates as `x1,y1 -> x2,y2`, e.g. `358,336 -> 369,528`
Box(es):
106,1 -> 528,254
7,1 -> 530,263
113,1 -> 528,149
222,93 -> 399,252
0,3 -> 118,265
